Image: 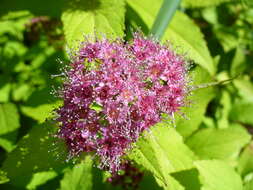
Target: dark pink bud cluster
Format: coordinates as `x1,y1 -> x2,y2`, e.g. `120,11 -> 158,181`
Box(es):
55,33 -> 189,173
107,161 -> 144,190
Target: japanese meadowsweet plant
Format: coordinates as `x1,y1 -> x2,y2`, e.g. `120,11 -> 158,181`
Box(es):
55,33 -> 190,172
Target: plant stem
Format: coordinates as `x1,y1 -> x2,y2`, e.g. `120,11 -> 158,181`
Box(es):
192,74 -> 241,90
150,0 -> 181,39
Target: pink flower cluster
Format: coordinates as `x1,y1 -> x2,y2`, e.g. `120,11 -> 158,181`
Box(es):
56,33 -> 189,173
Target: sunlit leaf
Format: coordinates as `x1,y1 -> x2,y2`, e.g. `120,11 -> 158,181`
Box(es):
26,171 -> 58,190
62,0 -> 125,49
186,125 -> 251,160
20,88 -> 61,123
238,142 -> 253,177
244,178 -> 253,190
129,124 -> 196,189
60,157 -> 93,190
21,102 -> 61,123
233,78 -> 253,102
195,160 -> 243,190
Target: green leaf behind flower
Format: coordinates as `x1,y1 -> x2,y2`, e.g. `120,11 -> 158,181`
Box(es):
61,0 -> 125,49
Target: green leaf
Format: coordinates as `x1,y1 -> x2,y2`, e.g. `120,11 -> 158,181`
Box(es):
60,157 -> 93,190
2,41 -> 27,60
214,27 -> 238,52
150,0 -> 181,39
201,7 -> 218,25
61,0 -> 125,49
182,0 -> 239,8
244,178 -> 253,190
26,171 -> 58,190
230,101 -> 253,125
230,48 -> 247,76
154,175 -> 185,190
1,123 -> 67,187
129,124 -> 196,189
12,83 -> 31,102
29,175 -> 63,190
0,84 -> 10,103
0,134 -> 16,152
20,88 -> 61,123
21,102 -> 61,123
0,103 -> 19,151
127,0 -> 215,75
195,160 -> 243,190
233,78 -> 253,102
171,169 -> 201,190
0,103 -> 20,135
0,170 -> 9,184
215,90 -> 231,129
186,126 -> 251,160
176,66 -> 215,138
139,173 -> 163,190
0,76 -> 11,103
238,142 -> 253,177
0,0 -> 66,17
0,11 -> 31,40
163,12 -> 215,75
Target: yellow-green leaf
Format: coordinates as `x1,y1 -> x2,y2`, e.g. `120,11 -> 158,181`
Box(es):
62,0 -> 125,49
129,124 -> 196,189
195,160 -> 243,190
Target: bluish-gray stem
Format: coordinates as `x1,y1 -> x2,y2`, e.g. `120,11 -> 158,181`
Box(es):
150,0 -> 181,39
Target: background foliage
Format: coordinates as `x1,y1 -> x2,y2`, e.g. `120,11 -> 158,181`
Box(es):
0,0 -> 253,189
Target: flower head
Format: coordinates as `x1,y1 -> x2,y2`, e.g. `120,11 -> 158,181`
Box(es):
55,33 -> 189,173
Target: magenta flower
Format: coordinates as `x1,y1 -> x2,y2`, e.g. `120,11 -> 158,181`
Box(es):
55,33 -> 189,173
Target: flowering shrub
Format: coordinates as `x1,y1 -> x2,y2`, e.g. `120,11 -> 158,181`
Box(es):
56,33 -> 189,172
